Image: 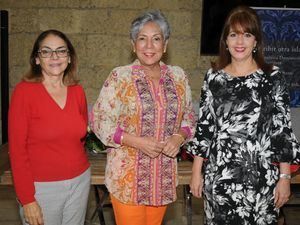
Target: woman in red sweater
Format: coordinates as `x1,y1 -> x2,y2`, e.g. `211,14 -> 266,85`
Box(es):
8,30 -> 90,225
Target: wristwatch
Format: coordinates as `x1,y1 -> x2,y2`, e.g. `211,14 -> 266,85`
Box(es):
279,173 -> 291,179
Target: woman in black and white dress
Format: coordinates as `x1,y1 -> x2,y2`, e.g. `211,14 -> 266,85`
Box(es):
188,6 -> 300,225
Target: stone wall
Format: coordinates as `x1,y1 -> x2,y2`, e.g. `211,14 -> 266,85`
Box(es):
0,0 -> 217,143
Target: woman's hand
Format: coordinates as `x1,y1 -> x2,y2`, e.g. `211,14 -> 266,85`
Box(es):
137,137 -> 165,158
23,201 -> 44,225
189,156 -> 204,198
274,178 -> 291,209
122,133 -> 165,158
162,135 -> 183,158
190,170 -> 203,198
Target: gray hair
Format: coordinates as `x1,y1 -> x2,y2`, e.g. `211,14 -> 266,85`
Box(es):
130,10 -> 170,42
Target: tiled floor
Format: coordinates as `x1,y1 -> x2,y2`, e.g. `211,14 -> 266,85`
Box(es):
1,185 -> 300,225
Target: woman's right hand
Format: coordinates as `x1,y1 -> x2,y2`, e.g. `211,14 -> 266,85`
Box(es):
136,137 -> 165,158
190,171 -> 203,198
23,201 -> 44,225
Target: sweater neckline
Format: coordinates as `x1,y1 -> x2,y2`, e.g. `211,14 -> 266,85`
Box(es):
40,83 -> 70,111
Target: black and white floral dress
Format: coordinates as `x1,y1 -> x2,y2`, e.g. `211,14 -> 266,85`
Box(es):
188,68 -> 300,225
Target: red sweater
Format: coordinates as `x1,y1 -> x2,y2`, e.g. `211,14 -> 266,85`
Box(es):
8,81 -> 90,205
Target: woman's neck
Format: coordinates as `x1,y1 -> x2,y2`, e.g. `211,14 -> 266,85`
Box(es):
42,75 -> 65,89
226,59 -> 258,77
142,64 -> 161,80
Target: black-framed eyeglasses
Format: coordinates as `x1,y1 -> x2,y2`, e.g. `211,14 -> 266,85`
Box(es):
38,48 -> 69,58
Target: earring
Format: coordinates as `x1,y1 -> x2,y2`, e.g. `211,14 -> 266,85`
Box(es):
253,47 -> 257,53
226,47 -> 229,51
133,49 -> 136,53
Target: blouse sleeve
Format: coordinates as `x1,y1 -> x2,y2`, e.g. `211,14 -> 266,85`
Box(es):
179,72 -> 196,141
92,70 -> 122,147
8,84 -> 36,205
187,71 -> 216,158
271,70 -> 300,164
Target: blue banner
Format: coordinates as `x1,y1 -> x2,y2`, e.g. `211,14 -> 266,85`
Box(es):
255,8 -> 300,107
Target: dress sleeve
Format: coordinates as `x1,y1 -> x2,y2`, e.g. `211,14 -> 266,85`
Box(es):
271,70 -> 300,164
8,84 -> 36,205
187,71 -> 216,158
92,70 -> 122,147
179,72 -> 196,141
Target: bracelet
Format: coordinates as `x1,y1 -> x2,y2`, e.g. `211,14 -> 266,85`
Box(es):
279,173 -> 291,179
172,133 -> 185,144
120,134 -> 124,145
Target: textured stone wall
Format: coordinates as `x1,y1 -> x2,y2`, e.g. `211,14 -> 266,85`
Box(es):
2,2 -> 300,149
0,0 -> 217,103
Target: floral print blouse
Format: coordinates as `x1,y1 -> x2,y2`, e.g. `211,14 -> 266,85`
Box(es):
92,60 -> 195,206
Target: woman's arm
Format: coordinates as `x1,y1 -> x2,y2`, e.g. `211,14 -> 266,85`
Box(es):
270,70 -> 296,208
190,156 -> 204,198
8,84 -> 36,205
93,68 -> 166,157
92,70 -> 123,147
187,70 -> 215,198
187,70 -> 215,159
163,68 -> 196,158
8,83 -> 44,224
274,162 -> 291,208
271,69 -> 300,164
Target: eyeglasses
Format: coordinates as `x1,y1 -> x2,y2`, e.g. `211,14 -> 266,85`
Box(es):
38,48 -> 69,58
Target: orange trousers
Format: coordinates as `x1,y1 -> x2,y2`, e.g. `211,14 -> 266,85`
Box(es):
110,194 -> 167,225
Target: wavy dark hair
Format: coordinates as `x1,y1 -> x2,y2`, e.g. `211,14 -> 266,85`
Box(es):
212,6 -> 272,73
23,29 -> 78,85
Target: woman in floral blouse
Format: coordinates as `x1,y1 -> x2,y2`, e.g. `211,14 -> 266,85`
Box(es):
188,6 -> 300,225
92,10 -> 195,225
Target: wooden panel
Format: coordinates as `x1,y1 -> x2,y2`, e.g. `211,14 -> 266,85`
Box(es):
292,170 -> 300,184
0,143 -> 9,183
89,154 -> 106,185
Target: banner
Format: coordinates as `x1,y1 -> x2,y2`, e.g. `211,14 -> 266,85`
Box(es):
255,8 -> 300,107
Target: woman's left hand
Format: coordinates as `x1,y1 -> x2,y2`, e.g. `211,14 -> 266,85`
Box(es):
162,135 -> 183,158
274,178 -> 291,208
